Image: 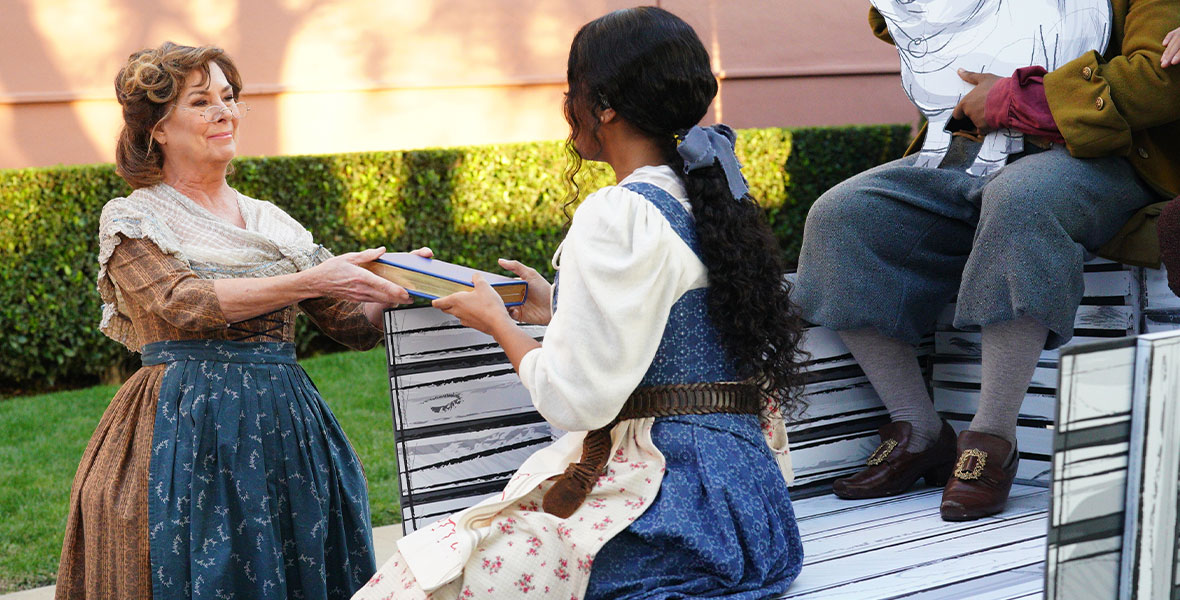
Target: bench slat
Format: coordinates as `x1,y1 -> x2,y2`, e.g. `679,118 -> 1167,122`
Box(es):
933,384 -> 1057,421
398,422 -> 553,483
933,362 -> 1060,390
784,515 -> 1047,598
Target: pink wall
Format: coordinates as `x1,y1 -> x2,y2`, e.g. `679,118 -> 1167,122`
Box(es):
0,0 -> 916,170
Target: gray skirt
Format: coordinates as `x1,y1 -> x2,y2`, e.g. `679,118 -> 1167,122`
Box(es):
794,137 -> 1159,349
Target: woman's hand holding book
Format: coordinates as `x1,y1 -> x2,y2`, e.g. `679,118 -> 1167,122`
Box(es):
432,274 -> 514,336
497,258 -> 553,325
308,246 -> 434,305
433,272 -> 542,371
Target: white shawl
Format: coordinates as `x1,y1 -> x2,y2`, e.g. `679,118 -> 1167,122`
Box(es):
97,182 -> 329,351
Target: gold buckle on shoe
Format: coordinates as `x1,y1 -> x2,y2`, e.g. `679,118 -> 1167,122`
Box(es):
866,439 -> 899,466
953,449 -> 987,480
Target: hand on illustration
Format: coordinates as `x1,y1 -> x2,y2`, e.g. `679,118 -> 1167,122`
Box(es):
1163,27 -> 1180,67
497,258 -> 553,325
432,274 -> 515,336
952,69 -> 1002,134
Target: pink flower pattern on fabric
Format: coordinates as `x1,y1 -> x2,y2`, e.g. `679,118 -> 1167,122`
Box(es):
481,556 -> 503,574
449,425 -> 659,598
514,573 -> 536,593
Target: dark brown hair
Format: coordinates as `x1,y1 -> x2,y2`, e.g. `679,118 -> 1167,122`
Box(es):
564,7 -> 807,412
113,42 -> 242,188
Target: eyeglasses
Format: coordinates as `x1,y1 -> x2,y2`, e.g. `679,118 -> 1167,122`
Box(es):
177,102 -> 250,123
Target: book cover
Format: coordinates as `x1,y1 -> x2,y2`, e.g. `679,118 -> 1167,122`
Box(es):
363,252 -> 529,306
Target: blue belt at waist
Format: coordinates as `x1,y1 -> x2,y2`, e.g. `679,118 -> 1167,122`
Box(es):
140,339 -> 297,366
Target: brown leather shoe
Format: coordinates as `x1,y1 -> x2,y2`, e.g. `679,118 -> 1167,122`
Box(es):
832,420 -> 956,499
940,430 -> 1018,521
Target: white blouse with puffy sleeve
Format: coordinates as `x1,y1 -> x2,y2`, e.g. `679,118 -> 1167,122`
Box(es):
518,165 -> 707,431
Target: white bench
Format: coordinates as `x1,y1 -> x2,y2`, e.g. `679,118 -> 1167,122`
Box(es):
382,262 -> 1180,526
379,262 -> 1180,598
380,305 -> 921,532
381,308 -> 550,531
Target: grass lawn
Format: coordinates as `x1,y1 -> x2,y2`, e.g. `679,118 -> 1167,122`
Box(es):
0,347 -> 400,594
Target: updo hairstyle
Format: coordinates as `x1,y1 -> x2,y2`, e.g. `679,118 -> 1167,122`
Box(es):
113,42 -> 242,188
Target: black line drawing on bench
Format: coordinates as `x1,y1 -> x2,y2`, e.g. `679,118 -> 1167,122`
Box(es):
871,0 -> 1111,176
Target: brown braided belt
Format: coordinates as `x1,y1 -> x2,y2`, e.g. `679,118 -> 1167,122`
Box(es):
541,381 -> 761,518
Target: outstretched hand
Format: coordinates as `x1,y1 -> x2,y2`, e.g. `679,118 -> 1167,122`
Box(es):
307,247 -> 410,304
952,69 -> 1002,134
359,246 -> 433,329
1164,27 -> 1180,67
432,274 -> 515,336
498,258 -> 553,325
308,246 -> 432,305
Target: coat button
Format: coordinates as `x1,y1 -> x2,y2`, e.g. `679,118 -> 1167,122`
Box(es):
1095,97 -> 1105,110
1138,147 -> 1150,159
1082,66 -> 1093,80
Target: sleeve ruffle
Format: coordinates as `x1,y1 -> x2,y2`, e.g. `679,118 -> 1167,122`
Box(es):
519,185 -> 705,431
96,198 -> 187,351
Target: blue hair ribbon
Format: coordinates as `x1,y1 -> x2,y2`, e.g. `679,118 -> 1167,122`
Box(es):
676,124 -> 748,201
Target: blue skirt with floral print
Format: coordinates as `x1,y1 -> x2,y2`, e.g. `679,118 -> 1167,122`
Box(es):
144,340 -> 375,599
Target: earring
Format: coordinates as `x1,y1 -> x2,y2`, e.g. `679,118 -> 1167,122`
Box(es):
597,91 -> 611,110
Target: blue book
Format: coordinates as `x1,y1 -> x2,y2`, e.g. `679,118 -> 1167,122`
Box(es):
363,252 -> 528,306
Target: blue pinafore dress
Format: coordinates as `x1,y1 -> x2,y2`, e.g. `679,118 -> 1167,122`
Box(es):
574,182 -> 804,599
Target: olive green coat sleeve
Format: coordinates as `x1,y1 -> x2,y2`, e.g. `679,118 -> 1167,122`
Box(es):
1044,0 -> 1180,158
1044,0 -> 1180,267
868,7 -> 892,45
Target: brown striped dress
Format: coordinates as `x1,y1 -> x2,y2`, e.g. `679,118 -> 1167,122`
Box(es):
55,235 -> 383,599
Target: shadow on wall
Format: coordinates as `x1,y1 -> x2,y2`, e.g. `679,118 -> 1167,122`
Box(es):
3,0 -> 710,167
263,0 -> 636,153
0,1 -> 103,167
230,0 -> 324,159
1,0 -> 323,168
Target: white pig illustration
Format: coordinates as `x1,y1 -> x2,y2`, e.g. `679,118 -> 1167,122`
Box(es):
871,0 -> 1111,176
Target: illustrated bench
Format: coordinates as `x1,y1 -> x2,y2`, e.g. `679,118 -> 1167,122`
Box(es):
378,261 -> 1180,598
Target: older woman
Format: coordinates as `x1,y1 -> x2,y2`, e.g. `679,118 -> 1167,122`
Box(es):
55,42 -> 423,599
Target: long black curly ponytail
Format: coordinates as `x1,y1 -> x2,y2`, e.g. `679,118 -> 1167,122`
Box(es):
563,6 -> 807,412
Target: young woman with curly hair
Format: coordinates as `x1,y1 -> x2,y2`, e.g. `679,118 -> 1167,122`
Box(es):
356,6 -> 805,600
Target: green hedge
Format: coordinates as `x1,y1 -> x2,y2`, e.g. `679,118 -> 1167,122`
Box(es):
0,124 -> 911,391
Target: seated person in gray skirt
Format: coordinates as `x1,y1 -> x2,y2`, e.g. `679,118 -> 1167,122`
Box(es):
795,2 -> 1179,521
